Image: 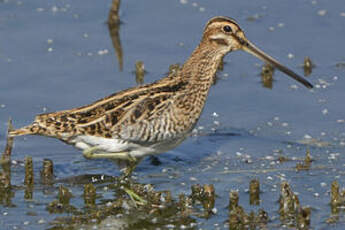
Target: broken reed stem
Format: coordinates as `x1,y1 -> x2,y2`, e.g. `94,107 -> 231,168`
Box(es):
59,185 -> 72,205
1,118 -> 14,163
135,61 -> 145,85
40,159 -> 54,185
229,190 -> 239,211
303,56 -> 313,76
0,170 -> 11,189
84,183 -> 96,207
220,165 -> 327,174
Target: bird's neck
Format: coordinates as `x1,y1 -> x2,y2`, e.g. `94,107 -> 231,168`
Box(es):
181,42 -> 225,86
157,42 -> 226,133
168,42 -> 225,124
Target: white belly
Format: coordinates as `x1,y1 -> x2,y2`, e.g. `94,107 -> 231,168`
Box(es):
73,135 -> 131,152
70,135 -> 187,159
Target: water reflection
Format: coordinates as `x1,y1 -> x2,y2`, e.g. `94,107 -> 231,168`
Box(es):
108,0 -> 123,71
249,179 -> 260,205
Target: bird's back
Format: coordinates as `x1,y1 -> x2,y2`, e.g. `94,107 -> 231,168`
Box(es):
9,73 -> 194,147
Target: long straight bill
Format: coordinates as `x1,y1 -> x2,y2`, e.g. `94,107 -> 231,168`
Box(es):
242,40 -> 313,89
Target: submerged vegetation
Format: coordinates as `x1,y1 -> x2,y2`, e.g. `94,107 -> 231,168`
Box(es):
0,128 -> 343,229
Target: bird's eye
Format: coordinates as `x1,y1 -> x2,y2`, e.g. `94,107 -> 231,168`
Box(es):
223,25 -> 232,33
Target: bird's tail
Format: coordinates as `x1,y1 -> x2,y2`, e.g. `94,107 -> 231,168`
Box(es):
8,123 -> 38,137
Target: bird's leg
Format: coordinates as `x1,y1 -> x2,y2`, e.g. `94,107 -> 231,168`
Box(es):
83,147 -> 143,177
123,157 -> 142,177
83,146 -> 131,160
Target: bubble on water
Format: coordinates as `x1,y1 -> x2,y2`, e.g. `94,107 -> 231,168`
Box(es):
189,177 -> 197,181
51,6 -> 58,13
265,156 -> 274,160
98,49 -> 109,55
317,9 -> 327,16
322,109 -> 328,115
304,134 -> 312,139
290,84 -> 299,89
180,224 -> 187,229
38,219 -> 46,224
287,53 -> 294,59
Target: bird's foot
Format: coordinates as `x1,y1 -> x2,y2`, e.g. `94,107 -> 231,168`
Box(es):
123,187 -> 147,207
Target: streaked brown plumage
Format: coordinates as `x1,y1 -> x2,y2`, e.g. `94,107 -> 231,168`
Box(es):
9,16 -> 312,175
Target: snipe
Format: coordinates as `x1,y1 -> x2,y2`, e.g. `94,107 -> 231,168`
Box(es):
9,16 -> 313,175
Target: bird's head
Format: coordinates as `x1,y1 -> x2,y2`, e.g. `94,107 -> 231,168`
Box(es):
202,16 -> 313,88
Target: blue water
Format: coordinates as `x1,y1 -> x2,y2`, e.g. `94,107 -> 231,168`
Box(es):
0,0 -> 344,229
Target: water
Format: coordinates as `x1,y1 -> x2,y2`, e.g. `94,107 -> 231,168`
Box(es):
0,0 -> 344,229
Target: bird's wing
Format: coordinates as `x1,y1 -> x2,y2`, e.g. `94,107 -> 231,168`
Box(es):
30,76 -> 187,141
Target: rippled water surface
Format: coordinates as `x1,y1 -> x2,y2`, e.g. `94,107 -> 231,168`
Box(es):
0,0 -> 345,229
